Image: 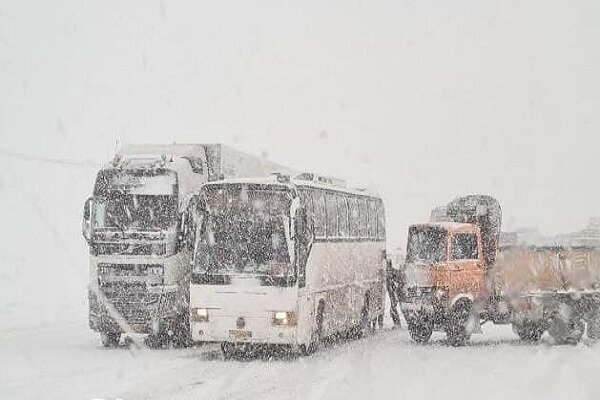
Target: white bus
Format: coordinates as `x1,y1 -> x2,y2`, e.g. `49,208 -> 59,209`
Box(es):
186,173 -> 386,355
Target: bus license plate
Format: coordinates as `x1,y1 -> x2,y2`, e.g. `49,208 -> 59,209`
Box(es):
229,330 -> 252,341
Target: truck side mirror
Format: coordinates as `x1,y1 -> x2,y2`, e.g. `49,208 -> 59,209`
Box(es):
82,197 -> 93,242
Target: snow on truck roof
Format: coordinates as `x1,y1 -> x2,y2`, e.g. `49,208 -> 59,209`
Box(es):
117,143 -> 208,158
411,221 -> 478,233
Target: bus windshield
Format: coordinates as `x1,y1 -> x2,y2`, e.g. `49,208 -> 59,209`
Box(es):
193,184 -> 294,278
93,169 -> 178,231
406,226 -> 448,264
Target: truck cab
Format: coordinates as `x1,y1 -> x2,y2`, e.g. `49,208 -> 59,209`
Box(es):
402,222 -> 486,345
401,195 -> 501,345
82,144 -> 291,348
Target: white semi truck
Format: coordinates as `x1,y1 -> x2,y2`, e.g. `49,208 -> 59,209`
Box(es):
82,143 -> 289,347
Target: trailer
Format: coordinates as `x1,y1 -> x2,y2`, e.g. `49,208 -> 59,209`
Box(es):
491,245 -> 600,343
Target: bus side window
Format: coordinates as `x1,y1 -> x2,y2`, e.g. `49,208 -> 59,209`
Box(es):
358,197 -> 367,238
295,207 -> 310,288
337,194 -> 349,238
312,190 -> 326,238
348,196 -> 359,238
325,192 -> 338,238
367,199 -> 377,239
376,199 -> 386,240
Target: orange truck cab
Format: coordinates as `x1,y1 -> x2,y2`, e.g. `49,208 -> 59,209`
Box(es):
400,195 -> 502,345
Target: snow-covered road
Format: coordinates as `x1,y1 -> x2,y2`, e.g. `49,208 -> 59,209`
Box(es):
3,317 -> 600,400
2,162 -> 600,400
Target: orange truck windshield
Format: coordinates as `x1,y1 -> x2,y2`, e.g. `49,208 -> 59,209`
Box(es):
406,226 -> 447,264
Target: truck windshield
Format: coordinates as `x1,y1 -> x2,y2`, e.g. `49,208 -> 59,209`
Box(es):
193,184 -> 293,278
93,170 -> 178,231
406,226 -> 448,264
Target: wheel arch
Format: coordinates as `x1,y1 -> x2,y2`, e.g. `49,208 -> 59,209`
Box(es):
450,294 -> 474,309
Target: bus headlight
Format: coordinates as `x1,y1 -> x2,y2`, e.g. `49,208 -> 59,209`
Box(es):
192,308 -> 209,322
273,311 -> 297,326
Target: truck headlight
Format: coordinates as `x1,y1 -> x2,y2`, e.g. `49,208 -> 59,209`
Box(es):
273,311 -> 297,326
192,308 -> 209,322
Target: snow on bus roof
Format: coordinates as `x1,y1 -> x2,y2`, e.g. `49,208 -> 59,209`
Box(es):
293,179 -> 379,197
202,175 -> 379,198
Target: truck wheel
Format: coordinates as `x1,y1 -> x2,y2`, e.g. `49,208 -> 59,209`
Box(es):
548,316 -> 584,345
100,331 -> 120,348
512,320 -> 545,342
407,313 -> 433,344
587,315 -> 600,339
445,300 -> 472,347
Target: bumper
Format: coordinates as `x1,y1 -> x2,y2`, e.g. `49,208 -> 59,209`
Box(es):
88,286 -> 181,334
191,316 -> 298,345
401,297 -> 447,330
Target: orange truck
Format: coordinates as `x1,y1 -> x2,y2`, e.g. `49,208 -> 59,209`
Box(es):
400,195 -> 600,345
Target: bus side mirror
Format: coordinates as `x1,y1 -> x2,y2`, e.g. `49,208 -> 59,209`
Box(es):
82,197 -> 92,242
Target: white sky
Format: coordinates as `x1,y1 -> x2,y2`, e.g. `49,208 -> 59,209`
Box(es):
1,0 -> 599,247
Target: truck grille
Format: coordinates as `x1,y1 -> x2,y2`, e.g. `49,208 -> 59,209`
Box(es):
100,282 -> 160,323
98,263 -> 162,323
92,242 -> 166,256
